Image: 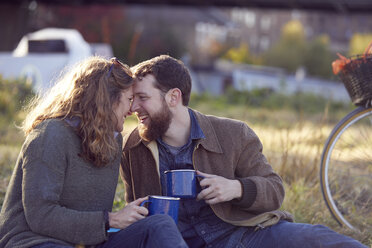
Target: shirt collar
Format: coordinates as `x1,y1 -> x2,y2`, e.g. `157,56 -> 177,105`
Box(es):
189,108 -> 205,140
156,108 -> 205,147
124,108 -> 223,154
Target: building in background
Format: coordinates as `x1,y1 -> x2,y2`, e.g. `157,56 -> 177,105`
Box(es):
0,3 -> 371,100
1,4 -> 372,62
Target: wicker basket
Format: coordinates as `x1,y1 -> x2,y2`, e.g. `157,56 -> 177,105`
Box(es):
338,54 -> 372,106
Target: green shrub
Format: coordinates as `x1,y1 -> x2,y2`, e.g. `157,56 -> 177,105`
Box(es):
0,76 -> 34,124
190,88 -> 353,123
0,76 -> 35,145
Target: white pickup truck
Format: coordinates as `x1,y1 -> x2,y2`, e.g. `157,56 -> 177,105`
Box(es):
0,28 -> 113,93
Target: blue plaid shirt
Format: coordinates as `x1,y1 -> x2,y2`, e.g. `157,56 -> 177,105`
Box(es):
157,109 -> 239,247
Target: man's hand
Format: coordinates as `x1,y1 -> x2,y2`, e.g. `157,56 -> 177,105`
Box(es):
108,197 -> 149,229
196,171 -> 242,205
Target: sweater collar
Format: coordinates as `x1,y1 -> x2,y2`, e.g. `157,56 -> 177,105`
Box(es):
65,116 -> 119,138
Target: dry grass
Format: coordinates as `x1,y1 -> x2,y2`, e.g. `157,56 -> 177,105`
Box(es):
255,123 -> 371,245
1,105 -> 371,246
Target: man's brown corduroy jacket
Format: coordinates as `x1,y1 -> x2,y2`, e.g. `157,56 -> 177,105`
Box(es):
120,109 -> 293,228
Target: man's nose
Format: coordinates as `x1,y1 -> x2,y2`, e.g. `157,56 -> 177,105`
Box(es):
130,99 -> 139,113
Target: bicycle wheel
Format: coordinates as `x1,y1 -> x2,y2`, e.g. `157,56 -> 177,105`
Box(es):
320,106 -> 372,231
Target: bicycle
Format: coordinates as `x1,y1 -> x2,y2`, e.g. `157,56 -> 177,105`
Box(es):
320,49 -> 372,232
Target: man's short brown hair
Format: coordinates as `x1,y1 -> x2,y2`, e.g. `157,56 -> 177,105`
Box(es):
132,55 -> 192,106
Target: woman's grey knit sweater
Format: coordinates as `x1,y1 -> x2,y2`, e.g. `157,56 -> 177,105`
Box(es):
0,119 -> 122,248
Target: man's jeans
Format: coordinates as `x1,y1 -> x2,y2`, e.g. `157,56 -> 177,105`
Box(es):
32,215 -> 188,248
217,220 -> 367,248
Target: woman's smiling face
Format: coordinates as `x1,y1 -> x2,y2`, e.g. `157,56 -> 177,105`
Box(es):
113,87 -> 133,132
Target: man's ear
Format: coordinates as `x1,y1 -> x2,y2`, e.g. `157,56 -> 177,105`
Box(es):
166,88 -> 182,107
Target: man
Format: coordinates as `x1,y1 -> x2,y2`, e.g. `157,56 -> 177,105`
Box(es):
120,55 -> 367,248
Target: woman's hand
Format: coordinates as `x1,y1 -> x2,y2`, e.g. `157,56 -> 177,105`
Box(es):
108,197 -> 149,229
196,171 -> 242,205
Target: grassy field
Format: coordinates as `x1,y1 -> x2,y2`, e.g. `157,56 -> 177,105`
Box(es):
185,95 -> 372,246
0,89 -> 371,246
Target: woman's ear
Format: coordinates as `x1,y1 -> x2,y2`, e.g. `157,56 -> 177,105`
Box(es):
166,88 -> 182,107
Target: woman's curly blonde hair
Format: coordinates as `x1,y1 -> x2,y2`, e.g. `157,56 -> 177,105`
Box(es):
22,56 -> 133,167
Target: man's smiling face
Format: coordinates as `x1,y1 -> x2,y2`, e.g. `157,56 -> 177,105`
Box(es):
130,74 -> 172,141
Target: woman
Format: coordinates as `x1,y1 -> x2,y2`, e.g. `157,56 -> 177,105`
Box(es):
0,57 -> 187,248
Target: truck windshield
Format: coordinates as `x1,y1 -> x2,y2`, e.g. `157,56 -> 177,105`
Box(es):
28,39 -> 67,53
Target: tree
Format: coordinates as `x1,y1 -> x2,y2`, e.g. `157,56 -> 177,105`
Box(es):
262,20 -> 335,79
303,35 -> 333,79
349,33 -> 372,56
263,20 -> 306,73
223,42 -> 252,64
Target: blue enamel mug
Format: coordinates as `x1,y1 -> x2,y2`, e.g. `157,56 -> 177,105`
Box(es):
140,195 -> 180,223
164,169 -> 204,199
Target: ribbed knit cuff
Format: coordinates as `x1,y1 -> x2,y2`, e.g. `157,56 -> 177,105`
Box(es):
231,178 -> 257,208
103,210 -> 110,233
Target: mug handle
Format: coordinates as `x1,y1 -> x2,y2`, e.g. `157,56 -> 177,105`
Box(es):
196,175 -> 206,191
108,199 -> 150,233
108,228 -> 120,233
140,199 -> 150,207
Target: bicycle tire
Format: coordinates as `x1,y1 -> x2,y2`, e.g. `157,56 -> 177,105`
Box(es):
320,106 -> 372,231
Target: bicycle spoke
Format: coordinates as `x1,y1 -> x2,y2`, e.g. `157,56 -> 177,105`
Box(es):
321,107 -> 372,231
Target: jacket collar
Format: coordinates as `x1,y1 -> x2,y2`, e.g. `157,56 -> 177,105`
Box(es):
123,108 -> 223,154
192,109 -> 223,154
122,128 -> 142,151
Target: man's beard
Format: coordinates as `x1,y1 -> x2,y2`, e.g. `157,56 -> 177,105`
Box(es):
138,101 -> 172,142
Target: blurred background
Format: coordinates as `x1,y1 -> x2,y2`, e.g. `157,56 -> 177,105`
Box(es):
0,0 -> 371,245
1,0 -> 372,95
